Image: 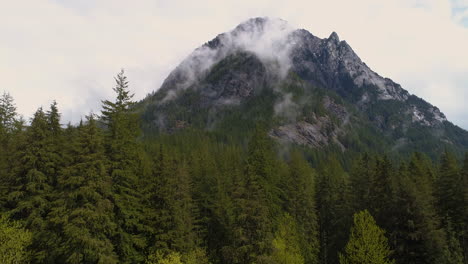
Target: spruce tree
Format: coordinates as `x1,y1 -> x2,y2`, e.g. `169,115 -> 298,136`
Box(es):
0,215 -> 32,264
47,115 -> 118,263
339,210 -> 394,264
436,151 -> 467,264
222,127 -> 275,263
271,214 -> 305,264
349,153 -> 376,212
0,92 -> 18,133
285,150 -> 319,264
101,69 -> 147,262
392,154 -> 447,264
460,154 -> 468,263
8,107 -> 55,261
145,145 -> 208,263
437,151 -> 462,224
316,156 -> 351,264
0,92 -> 19,211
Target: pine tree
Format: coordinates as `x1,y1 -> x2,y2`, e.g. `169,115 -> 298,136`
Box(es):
144,144 -> 208,263
437,151 -> 462,224
316,156 -> 351,264
285,150 -> 319,264
222,127 -> 276,263
271,214 -> 305,264
436,151 -> 467,264
0,92 -> 18,133
349,153 -> 376,212
372,156 -> 396,228
8,107 -> 55,261
47,115 -> 118,263
0,92 -> 20,211
392,154 -> 447,264
45,101 -> 66,187
460,154 -> 468,263
339,210 -> 394,264
101,69 -> 147,262
0,215 -> 32,264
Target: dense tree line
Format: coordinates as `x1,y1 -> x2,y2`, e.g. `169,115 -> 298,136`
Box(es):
0,71 -> 467,264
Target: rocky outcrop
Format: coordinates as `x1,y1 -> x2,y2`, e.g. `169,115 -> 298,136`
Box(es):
142,17 -> 467,153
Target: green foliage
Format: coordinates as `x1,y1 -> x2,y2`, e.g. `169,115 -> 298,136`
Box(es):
271,214 -> 305,264
0,215 -> 32,264
2,73 -> 468,264
101,70 -> 148,263
47,115 -> 118,263
284,150 -> 319,264
221,126 -> 277,264
146,249 -> 210,264
147,251 -> 183,264
339,210 -> 394,264
0,92 -> 18,133
316,156 -> 351,264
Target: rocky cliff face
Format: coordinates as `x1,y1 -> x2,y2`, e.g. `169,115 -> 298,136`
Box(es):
141,17 -> 468,156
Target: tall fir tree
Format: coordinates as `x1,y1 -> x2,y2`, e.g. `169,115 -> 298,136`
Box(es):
349,153 -> 376,213
392,154 -> 447,264
285,150 -> 319,264
101,69 -> 147,262
271,214 -> 305,264
8,107 -> 56,261
460,154 -> 468,263
0,215 -> 32,264
339,210 -> 394,264
222,126 -> 276,264
436,151 -> 467,264
316,156 -> 351,264
0,92 -> 20,211
47,115 -> 118,263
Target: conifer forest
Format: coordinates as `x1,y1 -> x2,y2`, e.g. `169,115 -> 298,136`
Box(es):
0,71 -> 467,264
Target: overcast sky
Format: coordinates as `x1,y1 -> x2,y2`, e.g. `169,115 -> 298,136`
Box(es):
1,0 -> 468,129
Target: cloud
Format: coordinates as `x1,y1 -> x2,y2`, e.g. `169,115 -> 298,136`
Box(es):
1,0 -> 468,129
160,17 -> 297,102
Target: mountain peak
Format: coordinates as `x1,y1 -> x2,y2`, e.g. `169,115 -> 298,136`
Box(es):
328,31 -> 340,43
142,17 -> 468,155
233,17 -> 290,33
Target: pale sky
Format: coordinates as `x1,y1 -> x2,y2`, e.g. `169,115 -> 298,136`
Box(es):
1,0 -> 468,129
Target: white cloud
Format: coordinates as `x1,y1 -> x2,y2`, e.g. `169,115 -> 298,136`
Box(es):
1,0 -> 468,129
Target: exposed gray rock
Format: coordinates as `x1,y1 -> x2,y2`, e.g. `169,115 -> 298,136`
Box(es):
143,17 -> 466,152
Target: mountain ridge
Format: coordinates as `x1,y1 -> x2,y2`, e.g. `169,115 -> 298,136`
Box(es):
140,17 -> 468,157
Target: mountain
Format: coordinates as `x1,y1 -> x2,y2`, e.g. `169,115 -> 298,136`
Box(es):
139,17 -> 468,158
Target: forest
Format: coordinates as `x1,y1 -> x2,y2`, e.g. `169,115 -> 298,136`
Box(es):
0,71 -> 467,264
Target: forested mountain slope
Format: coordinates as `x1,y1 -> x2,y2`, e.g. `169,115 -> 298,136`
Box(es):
0,17 -> 467,264
140,17 -> 468,158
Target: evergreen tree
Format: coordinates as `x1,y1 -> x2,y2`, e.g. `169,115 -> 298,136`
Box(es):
392,155 -> 447,264
45,101 -> 66,187
101,69 -> 147,262
271,214 -> 305,264
372,156 -> 397,228
8,107 -> 55,261
47,115 -> 118,263
437,151 -> 462,224
339,210 -> 394,264
0,92 -> 18,132
436,151 -> 467,264
0,92 -> 20,211
145,144 -> 208,263
285,150 -> 319,264
222,127 -> 276,264
349,153 -> 376,212
316,156 -> 351,264
0,215 -> 32,264
461,154 -> 468,263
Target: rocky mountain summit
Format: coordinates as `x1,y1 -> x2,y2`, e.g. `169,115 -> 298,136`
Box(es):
141,17 -> 467,157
